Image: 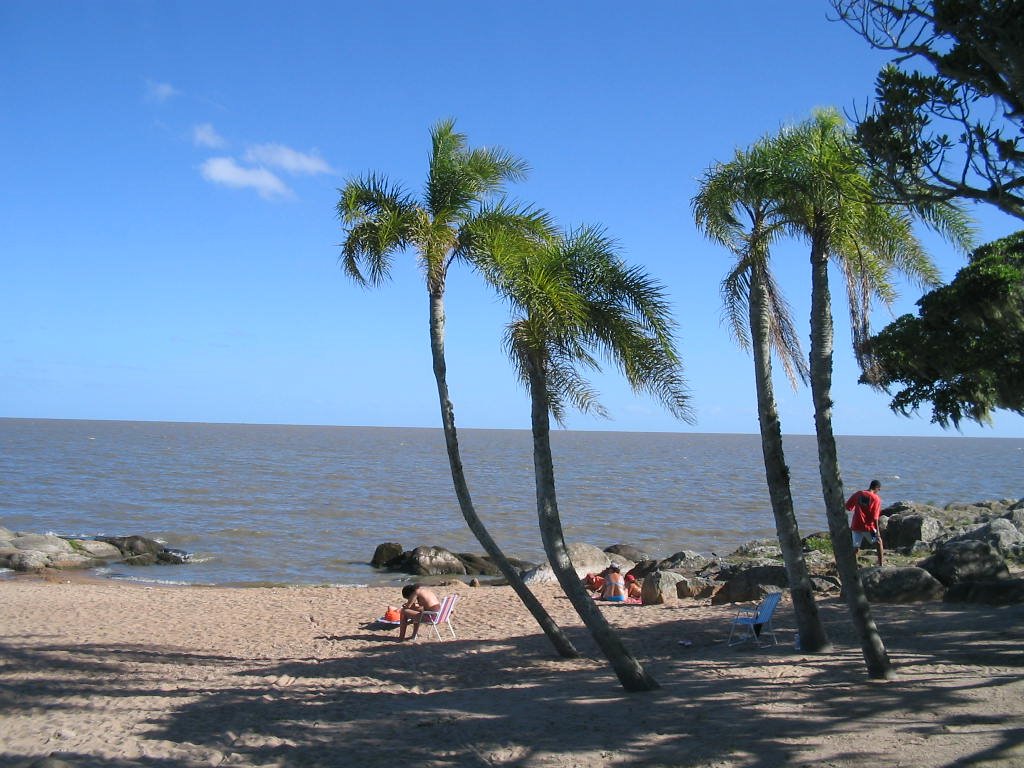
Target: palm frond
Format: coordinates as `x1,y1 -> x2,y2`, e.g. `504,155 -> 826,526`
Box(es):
337,173 -> 419,286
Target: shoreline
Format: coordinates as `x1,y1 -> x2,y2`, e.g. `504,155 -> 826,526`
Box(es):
2,575 -> 1023,767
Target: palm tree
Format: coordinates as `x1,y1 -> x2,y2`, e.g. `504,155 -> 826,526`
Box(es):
337,119 -> 578,659
692,137 -> 832,653
477,225 -> 692,692
776,109 -> 973,679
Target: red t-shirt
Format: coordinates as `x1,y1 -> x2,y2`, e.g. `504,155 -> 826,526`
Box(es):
845,489 -> 881,532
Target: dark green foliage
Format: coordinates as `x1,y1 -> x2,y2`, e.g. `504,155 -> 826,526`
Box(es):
864,230 -> 1024,426
832,0 -> 1024,220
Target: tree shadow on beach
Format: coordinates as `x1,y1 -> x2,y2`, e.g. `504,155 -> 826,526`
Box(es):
4,598 -> 1024,767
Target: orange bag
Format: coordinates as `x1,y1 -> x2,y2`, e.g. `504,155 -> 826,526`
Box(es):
383,608 -> 401,622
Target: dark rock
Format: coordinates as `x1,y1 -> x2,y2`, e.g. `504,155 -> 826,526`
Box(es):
124,553 -> 158,566
860,566 -> 945,603
810,575 -> 841,594
640,570 -> 685,604
626,559 -> 661,580
657,550 -> 709,572
945,578 -> 1024,605
712,564 -> 788,604
456,552 -> 501,577
98,535 -> 163,558
947,518 -> 1024,556
157,547 -> 192,564
920,541 -> 1010,587
675,575 -> 716,599
604,544 -> 651,563
883,513 -> 944,552
371,542 -> 404,568
406,546 -> 467,576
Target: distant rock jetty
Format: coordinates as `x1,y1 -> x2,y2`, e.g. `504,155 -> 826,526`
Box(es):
0,528 -> 192,573
374,497 -> 1024,605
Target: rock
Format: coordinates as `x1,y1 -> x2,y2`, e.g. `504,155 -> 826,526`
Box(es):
732,540 -> 782,559
626,559 -> 661,580
521,564 -> 558,585
920,541 -> 1010,587
8,550 -> 51,571
47,553 -> 98,570
455,552 -> 501,577
98,535 -> 163,558
405,546 -> 467,576
0,525 -> 15,539
469,578 -> 480,587
947,518 -> 1024,556
883,513 -> 944,552
640,570 -> 686,604
68,540 -> 122,559
604,544 -> 651,563
675,575 -> 716,599
1007,509 -> 1024,532
810,575 -> 841,593
859,566 -> 945,603
945,578 -> 1024,605
371,542 -> 404,568
157,547 -> 192,564
12,534 -> 73,555
657,550 -> 709,572
712,564 -> 788,604
124,553 -> 158,566
565,542 -> 612,573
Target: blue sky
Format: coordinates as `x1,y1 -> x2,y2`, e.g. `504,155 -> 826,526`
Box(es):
2,1 -> 1022,438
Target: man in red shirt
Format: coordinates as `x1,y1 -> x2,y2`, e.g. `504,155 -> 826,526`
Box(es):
845,479 -> 884,565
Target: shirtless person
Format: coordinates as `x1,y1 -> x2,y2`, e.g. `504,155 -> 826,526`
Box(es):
398,583 -> 441,641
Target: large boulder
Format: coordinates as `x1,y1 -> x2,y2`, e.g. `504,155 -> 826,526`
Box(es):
68,540 -> 122,560
640,570 -> 686,604
947,519 -> 1024,557
859,566 -> 945,603
521,564 -> 558,585
565,542 -> 613,573
883,513 -> 944,553
98,535 -> 163,558
945,578 -> 1024,605
712,564 -> 788,604
657,550 -> 709,572
604,544 -> 651,563
455,552 -> 501,577
371,542 -> 404,568
7,550 -> 51,571
920,541 -> 1010,587
675,575 -> 716,600
404,546 -> 467,576
12,534 -> 73,555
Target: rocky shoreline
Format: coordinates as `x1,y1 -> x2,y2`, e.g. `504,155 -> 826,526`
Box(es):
5,497 -> 1023,604
372,497 -> 1024,605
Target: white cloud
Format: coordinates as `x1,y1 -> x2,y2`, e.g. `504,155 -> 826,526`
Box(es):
193,123 -> 226,148
145,80 -> 179,103
200,157 -> 292,200
244,143 -> 333,175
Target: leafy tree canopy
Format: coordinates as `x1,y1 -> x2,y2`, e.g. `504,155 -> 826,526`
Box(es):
863,229 -> 1024,427
831,0 -> 1024,220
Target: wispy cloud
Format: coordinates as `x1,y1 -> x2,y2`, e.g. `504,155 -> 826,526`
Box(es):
244,143 -> 333,175
145,80 -> 179,103
193,123 -> 226,148
200,157 -> 292,200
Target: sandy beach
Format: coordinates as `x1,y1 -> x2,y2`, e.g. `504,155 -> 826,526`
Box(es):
1,575 -> 1022,768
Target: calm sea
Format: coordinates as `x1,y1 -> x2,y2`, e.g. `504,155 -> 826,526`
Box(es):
1,418 -> 1020,587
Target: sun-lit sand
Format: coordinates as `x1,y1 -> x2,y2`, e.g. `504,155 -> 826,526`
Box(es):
1,574 -> 1022,767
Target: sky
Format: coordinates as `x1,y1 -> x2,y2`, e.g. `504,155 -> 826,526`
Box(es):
2,1 -> 1022,438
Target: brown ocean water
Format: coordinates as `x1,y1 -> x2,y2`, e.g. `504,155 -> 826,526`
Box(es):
1,418 -> 1020,586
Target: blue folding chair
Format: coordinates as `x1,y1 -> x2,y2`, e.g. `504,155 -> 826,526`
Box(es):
728,590 -> 782,647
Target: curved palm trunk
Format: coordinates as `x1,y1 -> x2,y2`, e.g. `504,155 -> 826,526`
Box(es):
748,267 -> 831,653
428,288 -> 579,658
524,351 -> 658,692
808,242 -> 893,679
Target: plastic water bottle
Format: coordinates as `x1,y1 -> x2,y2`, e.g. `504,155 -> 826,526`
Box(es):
794,632 -> 802,651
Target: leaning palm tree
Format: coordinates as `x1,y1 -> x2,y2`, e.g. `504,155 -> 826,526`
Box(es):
476,225 -> 692,692
337,119 -> 578,658
776,108 -> 974,679
693,136 -> 831,654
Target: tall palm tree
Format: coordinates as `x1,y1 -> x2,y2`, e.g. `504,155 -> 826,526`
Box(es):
777,109 -> 974,679
477,225 -> 692,692
693,137 -> 831,654
337,119 -> 578,659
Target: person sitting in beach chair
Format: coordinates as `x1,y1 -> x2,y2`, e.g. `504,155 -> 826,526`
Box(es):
398,583 -> 441,641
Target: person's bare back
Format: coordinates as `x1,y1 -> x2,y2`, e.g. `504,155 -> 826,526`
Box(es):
398,584 -> 441,640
